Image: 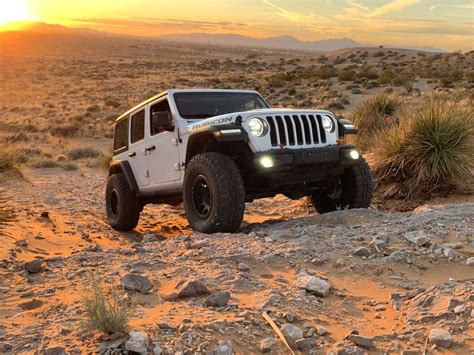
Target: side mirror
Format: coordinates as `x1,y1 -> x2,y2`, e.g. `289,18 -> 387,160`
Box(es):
152,111 -> 174,132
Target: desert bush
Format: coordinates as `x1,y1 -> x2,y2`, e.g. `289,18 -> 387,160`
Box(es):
32,158 -> 59,168
83,278 -> 129,335
372,102 -> 473,197
338,69 -> 357,82
0,145 -> 15,172
68,147 -> 101,160
350,95 -> 403,150
51,124 -> 80,138
62,162 -> 79,171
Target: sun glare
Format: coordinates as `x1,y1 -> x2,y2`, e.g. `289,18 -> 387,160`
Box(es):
0,0 -> 31,26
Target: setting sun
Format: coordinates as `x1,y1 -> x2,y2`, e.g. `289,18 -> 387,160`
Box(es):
0,0 -> 31,25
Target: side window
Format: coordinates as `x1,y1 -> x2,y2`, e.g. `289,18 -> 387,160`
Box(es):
130,110 -> 145,144
114,118 -> 129,153
150,99 -> 172,136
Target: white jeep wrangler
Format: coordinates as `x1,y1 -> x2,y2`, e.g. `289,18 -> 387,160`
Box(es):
106,89 -> 373,233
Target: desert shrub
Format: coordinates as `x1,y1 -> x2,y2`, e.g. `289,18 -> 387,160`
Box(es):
350,95 -> 403,150
86,105 -> 101,113
372,102 -> 473,197
83,278 -> 129,335
32,159 -> 59,168
68,147 -> 101,160
338,69 -> 357,82
62,162 -> 79,171
51,124 -> 80,138
0,145 -> 15,172
374,51 -> 385,58
104,98 -> 121,109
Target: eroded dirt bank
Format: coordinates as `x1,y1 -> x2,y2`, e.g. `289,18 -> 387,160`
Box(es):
0,169 -> 473,354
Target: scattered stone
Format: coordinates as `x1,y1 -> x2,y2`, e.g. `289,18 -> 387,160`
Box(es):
125,331 -> 150,354
19,299 -> 43,310
44,347 -> 68,355
466,257 -> 474,266
15,239 -> 28,247
281,323 -> 303,347
208,340 -> 233,355
346,334 -> 374,349
295,337 -> 316,351
157,322 -> 175,330
404,230 -> 430,246
55,154 -> 67,162
453,304 -> 466,314
152,343 -> 162,355
25,259 -> 42,273
317,326 -> 327,336
386,250 -> 408,262
352,247 -> 370,257
142,234 -> 166,243
163,292 -> 178,301
428,328 -> 452,348
120,274 -> 153,294
238,262 -> 250,271
40,211 -> 50,218
205,291 -> 230,307
295,275 -> 330,297
177,280 -> 209,298
285,312 -> 297,322
260,337 -> 277,353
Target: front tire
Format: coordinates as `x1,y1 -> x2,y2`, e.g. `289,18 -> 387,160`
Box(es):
311,157 -> 373,213
106,174 -> 140,231
184,152 -> 245,233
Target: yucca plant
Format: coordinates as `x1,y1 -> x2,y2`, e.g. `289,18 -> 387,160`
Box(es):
83,278 -> 130,335
350,95 -> 403,151
372,101 -> 473,198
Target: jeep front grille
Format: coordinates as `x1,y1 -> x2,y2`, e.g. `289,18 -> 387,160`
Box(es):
265,114 -> 331,148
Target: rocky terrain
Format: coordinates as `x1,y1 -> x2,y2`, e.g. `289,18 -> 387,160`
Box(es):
0,168 -> 473,354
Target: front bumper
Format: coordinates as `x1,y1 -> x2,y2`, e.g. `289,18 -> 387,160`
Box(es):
253,144 -> 358,171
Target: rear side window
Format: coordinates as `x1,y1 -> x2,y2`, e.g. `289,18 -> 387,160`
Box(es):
130,110 -> 145,143
114,118 -> 129,153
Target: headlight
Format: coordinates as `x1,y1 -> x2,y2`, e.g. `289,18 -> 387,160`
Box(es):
322,115 -> 334,132
248,117 -> 269,137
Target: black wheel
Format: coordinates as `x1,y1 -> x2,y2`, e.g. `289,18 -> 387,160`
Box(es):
106,174 -> 140,231
184,152 -> 245,233
311,156 -> 373,214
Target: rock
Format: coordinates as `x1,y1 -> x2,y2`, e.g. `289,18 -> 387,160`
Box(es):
295,337 -> 316,350
25,259 -> 42,273
142,234 -> 166,243
157,322 -> 176,330
125,331 -> 150,354
120,274 -> 153,293
152,343 -> 162,355
163,292 -> 178,301
19,299 -> 43,310
295,275 -> 330,297
285,312 -> 297,322
443,248 -> 455,258
453,304 -> 466,314
55,154 -> 67,162
177,280 -> 209,298
428,328 -> 452,348
44,347 -> 68,355
352,247 -> 370,257
351,88 -> 362,94
40,211 -> 50,218
208,340 -> 233,355
346,334 -> 374,349
404,230 -> 430,246
331,341 -> 365,355
466,257 -> 474,266
281,323 -> 303,347
205,292 -> 230,307
260,337 -> 277,353
15,239 -> 28,247
317,326 -> 327,336
386,250 -> 408,262
238,262 -> 250,271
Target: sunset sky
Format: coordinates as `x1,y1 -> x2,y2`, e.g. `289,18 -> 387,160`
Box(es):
1,0 -> 473,51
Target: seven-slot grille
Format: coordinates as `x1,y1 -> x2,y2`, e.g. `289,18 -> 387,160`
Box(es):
265,114 -> 330,148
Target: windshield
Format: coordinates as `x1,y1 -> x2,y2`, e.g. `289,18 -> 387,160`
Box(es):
174,92 -> 269,120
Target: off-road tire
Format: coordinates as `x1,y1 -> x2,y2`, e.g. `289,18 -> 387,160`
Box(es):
106,173 -> 140,231
184,152 -> 245,233
311,157 -> 373,214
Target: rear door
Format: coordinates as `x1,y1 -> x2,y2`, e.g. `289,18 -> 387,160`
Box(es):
128,109 -> 150,187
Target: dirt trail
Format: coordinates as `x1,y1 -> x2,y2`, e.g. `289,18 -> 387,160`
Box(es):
0,169 -> 473,354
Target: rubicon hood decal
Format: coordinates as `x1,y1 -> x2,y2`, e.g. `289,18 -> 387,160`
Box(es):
184,116 -> 234,134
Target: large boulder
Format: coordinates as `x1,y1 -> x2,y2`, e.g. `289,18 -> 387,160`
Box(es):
295,275 -> 330,297
120,274 -> 153,294
205,291 -> 230,307
177,280 -> 209,298
125,331 -> 150,354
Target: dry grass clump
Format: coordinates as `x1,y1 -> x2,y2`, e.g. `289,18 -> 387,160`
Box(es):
350,95 -> 403,150
68,147 -> 101,160
0,144 -> 15,172
83,278 -> 129,335
372,101 -> 473,198
32,158 -> 59,168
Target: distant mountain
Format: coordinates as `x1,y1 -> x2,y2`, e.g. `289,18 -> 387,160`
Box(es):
0,21 -> 106,36
158,33 -> 446,53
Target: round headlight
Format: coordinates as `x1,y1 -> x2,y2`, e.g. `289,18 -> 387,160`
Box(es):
248,117 -> 268,137
322,116 -> 334,132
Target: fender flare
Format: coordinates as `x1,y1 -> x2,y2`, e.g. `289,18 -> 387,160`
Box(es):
109,160 -> 139,193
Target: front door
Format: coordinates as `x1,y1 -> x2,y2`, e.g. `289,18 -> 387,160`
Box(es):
146,98 -> 181,186
128,109 -> 150,187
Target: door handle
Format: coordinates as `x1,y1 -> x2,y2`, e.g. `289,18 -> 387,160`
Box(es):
128,152 -> 137,158
144,145 -> 156,152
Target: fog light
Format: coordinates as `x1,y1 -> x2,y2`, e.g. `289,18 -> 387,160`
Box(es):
260,156 -> 274,168
350,150 -> 360,160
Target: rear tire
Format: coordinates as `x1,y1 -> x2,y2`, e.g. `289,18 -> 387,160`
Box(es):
311,157 -> 373,214
106,174 -> 140,231
184,152 -> 245,233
